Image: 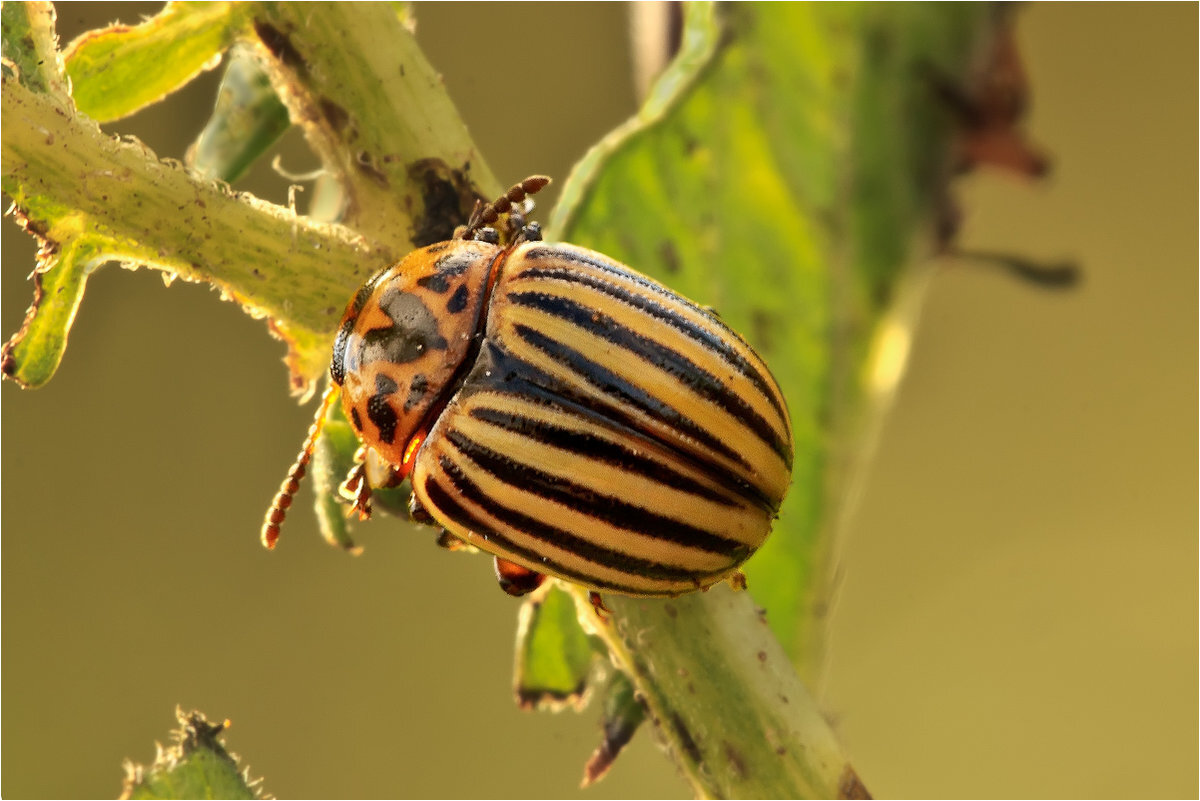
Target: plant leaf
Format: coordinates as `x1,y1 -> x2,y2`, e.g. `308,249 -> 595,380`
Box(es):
1,216 -> 111,388
513,584 -> 599,711
552,2 -> 993,680
1,1 -> 69,96
120,709 -> 261,800
187,48 -> 290,184
64,2 -> 245,123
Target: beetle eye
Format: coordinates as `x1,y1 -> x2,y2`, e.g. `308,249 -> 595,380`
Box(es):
475,228 -> 500,245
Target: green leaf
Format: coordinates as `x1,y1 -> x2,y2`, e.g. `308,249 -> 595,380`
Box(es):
4,3 -> 505,393
311,401 -> 365,553
1,78 -> 377,390
187,48 -> 290,184
64,2 -> 245,123
121,710 -> 261,800
553,2 -> 992,678
0,218 -> 110,388
513,584 -> 599,711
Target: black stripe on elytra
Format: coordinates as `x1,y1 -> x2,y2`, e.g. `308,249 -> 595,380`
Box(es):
423,476 -> 647,594
432,453 -> 730,584
509,292 -> 792,468
508,326 -> 750,471
460,342 -> 778,512
467,405 -> 740,508
521,245 -> 745,336
512,264 -> 788,426
446,428 -> 752,559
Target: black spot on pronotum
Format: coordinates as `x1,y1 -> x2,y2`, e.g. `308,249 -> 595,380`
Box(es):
360,290 -> 448,365
405,374 -> 429,412
375,374 -> 399,397
434,249 -> 483,278
350,407 -> 363,432
416,273 -> 451,293
446,284 -> 469,314
367,393 -> 399,445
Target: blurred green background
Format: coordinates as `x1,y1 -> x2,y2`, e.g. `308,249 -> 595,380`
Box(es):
2,3 -> 1195,798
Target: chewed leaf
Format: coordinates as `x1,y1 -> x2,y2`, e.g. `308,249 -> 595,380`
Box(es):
121,709 -> 262,800
514,584 -> 598,711
0,216 -> 107,388
188,49 -> 290,184
65,2 -> 246,123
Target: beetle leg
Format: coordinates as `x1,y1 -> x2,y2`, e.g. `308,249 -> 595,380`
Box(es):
494,557 -> 546,597
435,530 -> 477,553
338,462 -> 373,521
588,591 -> 612,618
726,570 -> 748,592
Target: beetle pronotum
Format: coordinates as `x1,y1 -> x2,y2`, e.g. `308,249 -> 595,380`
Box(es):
263,177 -> 793,599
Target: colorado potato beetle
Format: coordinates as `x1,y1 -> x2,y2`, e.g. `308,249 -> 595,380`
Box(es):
263,177 -> 793,598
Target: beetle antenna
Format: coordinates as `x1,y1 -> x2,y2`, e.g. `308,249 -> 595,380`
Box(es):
261,384 -> 339,550
457,175 -> 551,240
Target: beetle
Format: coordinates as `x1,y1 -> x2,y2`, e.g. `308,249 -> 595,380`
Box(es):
262,177 -> 793,600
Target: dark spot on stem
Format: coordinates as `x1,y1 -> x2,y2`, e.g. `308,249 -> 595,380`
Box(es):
838,765 -> 872,799
253,21 -> 306,74
408,159 -> 479,246
318,97 -> 351,135
669,711 -> 702,765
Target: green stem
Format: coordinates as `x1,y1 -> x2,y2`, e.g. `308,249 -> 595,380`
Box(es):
570,585 -> 867,799
0,79 -> 379,386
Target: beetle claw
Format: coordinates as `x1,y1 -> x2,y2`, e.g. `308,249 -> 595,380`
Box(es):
588,591 -> 612,618
338,462 -> 374,521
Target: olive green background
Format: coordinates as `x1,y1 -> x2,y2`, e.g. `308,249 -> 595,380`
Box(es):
2,3 -> 1195,798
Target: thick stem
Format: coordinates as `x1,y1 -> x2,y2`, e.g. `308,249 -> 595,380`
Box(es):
1,79 -> 381,386
572,585 -> 868,799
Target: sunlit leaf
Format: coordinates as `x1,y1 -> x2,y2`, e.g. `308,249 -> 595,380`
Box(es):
514,584 -> 598,711
65,2 -> 245,123
188,49 -> 290,184
553,2 -> 992,675
121,710 -> 261,800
